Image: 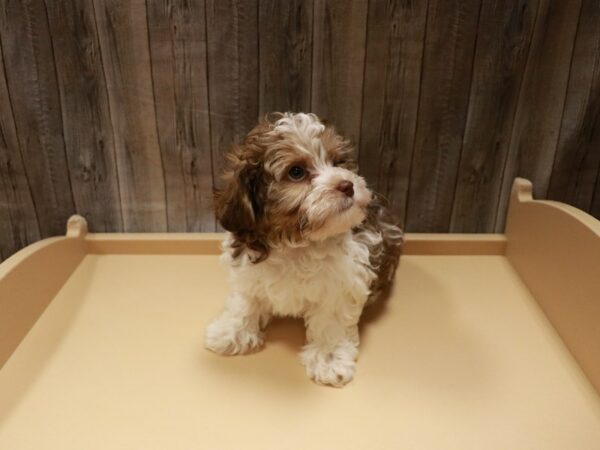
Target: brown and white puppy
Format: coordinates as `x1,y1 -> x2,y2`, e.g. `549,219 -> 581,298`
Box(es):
205,112 -> 403,387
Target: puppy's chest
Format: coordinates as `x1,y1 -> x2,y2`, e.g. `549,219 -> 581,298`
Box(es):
233,237 -> 374,316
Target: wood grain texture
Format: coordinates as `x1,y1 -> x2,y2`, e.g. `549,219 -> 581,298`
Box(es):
93,0 -> 167,232
259,0 -> 313,114
0,41 -> 40,260
405,0 -> 482,232
45,0 -> 123,232
358,0 -> 427,225
205,0 -> 258,189
147,0 -> 214,232
1,0 -> 600,261
311,0 -> 367,144
0,0 -> 75,237
547,0 -> 600,213
592,171 -> 600,219
495,0 -> 582,231
451,0 -> 540,232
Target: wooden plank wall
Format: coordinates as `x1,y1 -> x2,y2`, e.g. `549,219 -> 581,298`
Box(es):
1,0 -> 599,260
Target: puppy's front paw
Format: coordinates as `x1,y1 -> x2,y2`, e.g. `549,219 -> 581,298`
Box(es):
205,315 -> 264,355
299,343 -> 357,387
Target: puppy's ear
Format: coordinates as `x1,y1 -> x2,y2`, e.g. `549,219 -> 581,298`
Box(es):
214,154 -> 264,234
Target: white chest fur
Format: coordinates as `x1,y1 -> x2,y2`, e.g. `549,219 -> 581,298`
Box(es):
222,232 -> 376,317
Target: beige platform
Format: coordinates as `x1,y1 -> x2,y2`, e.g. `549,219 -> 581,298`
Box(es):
1,178 -> 599,449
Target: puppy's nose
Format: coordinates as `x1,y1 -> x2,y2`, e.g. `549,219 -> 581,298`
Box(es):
336,180 -> 354,197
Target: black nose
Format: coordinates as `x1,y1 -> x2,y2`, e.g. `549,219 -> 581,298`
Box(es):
336,180 -> 354,197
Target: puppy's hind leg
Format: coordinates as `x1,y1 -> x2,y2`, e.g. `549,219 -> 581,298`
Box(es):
205,292 -> 269,355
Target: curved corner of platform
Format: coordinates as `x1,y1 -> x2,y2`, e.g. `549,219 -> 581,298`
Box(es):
508,177 -> 600,237
0,220 -> 89,368
66,215 -> 89,239
0,215 -> 90,282
0,216 -> 87,367
510,177 -> 533,204
0,237 -> 81,282
504,177 -> 600,396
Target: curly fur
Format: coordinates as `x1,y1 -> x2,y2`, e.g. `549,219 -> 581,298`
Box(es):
205,112 -> 403,387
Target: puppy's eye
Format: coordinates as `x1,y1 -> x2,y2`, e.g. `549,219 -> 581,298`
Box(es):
333,159 -> 347,167
288,166 -> 306,181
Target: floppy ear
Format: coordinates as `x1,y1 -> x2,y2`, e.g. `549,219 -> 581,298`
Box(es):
214,158 -> 264,234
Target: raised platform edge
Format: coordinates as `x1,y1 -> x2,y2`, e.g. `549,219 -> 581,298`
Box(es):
506,178 -> 600,396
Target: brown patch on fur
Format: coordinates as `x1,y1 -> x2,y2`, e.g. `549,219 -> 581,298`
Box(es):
214,120 -> 274,262
320,126 -> 356,171
215,117 -> 313,261
353,197 -> 404,303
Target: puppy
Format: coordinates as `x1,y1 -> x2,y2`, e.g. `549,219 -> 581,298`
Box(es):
205,112 -> 403,387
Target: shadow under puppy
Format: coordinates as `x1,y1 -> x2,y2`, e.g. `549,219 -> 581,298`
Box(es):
205,112 -> 403,387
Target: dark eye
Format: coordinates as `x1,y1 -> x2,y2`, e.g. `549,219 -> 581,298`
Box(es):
288,166 -> 306,181
333,159 -> 347,167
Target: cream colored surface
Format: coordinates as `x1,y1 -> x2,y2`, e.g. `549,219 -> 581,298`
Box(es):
1,253 -> 599,449
402,233 -> 506,255
1,179 -> 600,448
506,178 -> 600,394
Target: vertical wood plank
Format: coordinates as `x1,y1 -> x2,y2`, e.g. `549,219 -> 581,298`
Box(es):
592,172 -> 600,219
259,0 -> 313,114
357,0 -> 428,225
147,0 -> 215,231
451,0 -> 540,232
45,0 -> 123,232
0,41 -> 40,260
0,0 -> 75,237
547,0 -> 600,214
311,0 -> 367,144
206,0 -> 258,187
494,0 -> 582,231
0,166 -> 17,261
405,0 -> 481,232
93,0 -> 167,232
